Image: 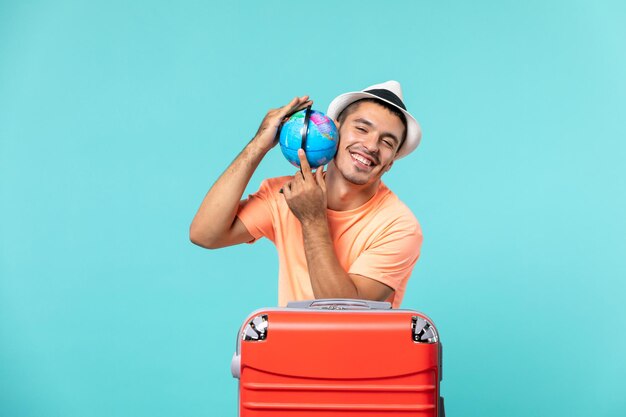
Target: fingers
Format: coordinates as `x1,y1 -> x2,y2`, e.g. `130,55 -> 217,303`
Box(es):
315,164 -> 326,192
297,149 -> 313,180
268,95 -> 312,123
283,95 -> 309,112
281,180 -> 292,198
281,96 -> 313,120
294,98 -> 313,113
282,177 -> 302,195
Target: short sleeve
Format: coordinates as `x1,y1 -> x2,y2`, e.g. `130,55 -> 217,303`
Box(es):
348,219 -> 422,290
236,179 -> 277,243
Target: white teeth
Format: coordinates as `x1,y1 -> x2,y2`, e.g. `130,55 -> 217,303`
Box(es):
351,153 -> 372,166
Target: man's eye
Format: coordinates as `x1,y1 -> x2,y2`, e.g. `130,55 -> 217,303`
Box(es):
382,140 -> 393,147
356,127 -> 367,133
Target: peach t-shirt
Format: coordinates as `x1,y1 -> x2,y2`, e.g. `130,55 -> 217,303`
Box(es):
236,176 -> 422,308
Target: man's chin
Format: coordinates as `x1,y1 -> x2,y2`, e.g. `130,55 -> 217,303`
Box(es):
342,172 -> 371,186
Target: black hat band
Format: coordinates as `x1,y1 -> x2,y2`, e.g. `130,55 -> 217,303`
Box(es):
363,88 -> 407,111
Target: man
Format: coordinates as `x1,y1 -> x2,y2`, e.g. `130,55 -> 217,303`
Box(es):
190,81 -> 423,308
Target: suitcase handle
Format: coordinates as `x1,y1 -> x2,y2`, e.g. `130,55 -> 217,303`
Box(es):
286,298 -> 392,310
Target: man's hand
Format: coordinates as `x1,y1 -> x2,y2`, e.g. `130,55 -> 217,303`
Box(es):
252,96 -> 312,153
282,149 -> 327,225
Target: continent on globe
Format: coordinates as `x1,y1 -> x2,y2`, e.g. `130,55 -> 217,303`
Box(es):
279,109 -> 339,169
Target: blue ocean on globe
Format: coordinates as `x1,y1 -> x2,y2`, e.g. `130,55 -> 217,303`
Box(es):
278,109 -> 339,169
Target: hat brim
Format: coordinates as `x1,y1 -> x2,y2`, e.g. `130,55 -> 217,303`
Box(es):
327,92 -> 422,160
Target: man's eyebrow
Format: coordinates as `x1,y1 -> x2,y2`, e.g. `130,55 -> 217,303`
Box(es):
354,118 -> 400,145
353,118 -> 374,127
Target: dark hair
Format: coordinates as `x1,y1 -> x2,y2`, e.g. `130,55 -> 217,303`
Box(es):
336,98 -> 408,145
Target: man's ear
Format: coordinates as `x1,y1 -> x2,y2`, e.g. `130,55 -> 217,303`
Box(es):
333,118 -> 340,129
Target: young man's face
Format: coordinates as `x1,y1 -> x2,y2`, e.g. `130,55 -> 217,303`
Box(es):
333,101 -> 406,187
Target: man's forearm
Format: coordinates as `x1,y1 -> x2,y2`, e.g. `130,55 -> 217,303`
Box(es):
189,140 -> 267,247
301,218 -> 360,299
191,96 -> 312,248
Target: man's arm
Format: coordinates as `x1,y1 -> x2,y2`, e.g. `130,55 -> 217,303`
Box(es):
189,96 -> 312,249
282,150 -> 394,301
301,212 -> 394,301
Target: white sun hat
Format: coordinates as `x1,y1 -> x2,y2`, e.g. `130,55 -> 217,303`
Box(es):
326,80 -> 422,159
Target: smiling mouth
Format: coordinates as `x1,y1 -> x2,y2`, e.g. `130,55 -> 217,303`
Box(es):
350,152 -> 375,168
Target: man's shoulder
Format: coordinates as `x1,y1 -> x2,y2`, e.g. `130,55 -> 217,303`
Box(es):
376,183 -> 421,231
378,183 -> 418,218
256,176 -> 293,193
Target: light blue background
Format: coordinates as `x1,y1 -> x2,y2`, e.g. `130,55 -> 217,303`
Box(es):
1,1 -> 625,416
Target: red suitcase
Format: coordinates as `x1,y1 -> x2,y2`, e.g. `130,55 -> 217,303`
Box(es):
231,299 -> 444,417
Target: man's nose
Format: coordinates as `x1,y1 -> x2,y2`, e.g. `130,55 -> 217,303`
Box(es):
362,133 -> 379,153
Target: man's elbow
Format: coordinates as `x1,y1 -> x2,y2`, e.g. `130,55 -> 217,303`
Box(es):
189,226 -> 220,249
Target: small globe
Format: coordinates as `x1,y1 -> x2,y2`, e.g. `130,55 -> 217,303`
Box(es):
279,109 -> 338,169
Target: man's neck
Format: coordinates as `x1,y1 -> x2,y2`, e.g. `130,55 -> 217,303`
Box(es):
324,163 -> 381,211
